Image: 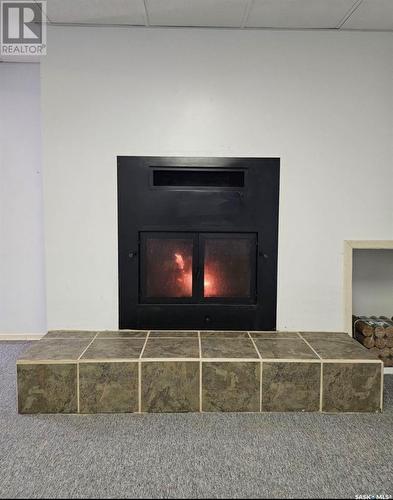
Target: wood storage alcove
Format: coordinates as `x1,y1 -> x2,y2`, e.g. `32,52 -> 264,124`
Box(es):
343,240 -> 393,373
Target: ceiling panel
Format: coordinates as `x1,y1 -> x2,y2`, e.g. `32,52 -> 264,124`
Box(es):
33,0 -> 393,30
246,0 -> 357,29
45,0 -> 146,25
146,0 -> 249,27
341,0 -> 393,30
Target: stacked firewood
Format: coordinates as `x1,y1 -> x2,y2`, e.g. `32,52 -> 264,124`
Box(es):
353,316 -> 393,367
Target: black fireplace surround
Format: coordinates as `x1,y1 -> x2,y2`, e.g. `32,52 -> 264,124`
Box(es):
118,156 -> 280,330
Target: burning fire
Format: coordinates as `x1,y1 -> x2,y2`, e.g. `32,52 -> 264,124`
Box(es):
174,252 -> 192,295
174,253 -> 185,270
174,252 -> 218,297
203,266 -> 217,296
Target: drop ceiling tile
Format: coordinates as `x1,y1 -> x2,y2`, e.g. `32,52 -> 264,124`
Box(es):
341,0 -> 393,30
45,0 -> 146,25
147,0 -> 248,27
246,0 -> 357,29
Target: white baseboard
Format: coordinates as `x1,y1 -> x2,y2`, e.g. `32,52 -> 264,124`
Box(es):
0,333 -> 44,341
384,367 -> 393,375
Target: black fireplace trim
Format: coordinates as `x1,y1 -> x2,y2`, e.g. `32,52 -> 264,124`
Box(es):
117,156 -> 280,331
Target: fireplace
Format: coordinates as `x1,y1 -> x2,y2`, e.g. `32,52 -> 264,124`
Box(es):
117,156 -> 279,330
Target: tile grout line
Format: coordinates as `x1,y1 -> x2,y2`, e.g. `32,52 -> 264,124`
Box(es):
249,337 -> 302,340
17,360 -> 82,365
198,331 -> 202,412
138,331 -> 150,413
298,332 -> 323,412
321,359 -> 382,364
198,357 -> 260,362
15,364 -> 19,413
76,363 -> 80,414
297,332 -> 322,360
319,363 -> 324,412
16,356 -> 325,364
139,331 -> 151,359
247,332 -> 263,412
144,336 -> 200,339
41,336 -> 148,341
18,356 -> 377,364
247,331 -> 262,358
380,361 -> 384,412
260,362 -> 263,412
76,333 -> 99,413
77,333 -> 99,361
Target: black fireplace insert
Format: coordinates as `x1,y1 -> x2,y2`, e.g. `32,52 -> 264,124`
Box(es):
117,156 -> 279,330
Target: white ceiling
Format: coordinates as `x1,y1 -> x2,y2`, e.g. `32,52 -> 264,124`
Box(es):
147,0 -> 249,27
246,0 -> 359,29
38,0 -> 393,31
340,0 -> 393,30
41,0 -> 147,26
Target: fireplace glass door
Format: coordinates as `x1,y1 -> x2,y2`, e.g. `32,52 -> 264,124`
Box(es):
201,234 -> 255,300
140,232 -> 256,304
141,233 -> 196,302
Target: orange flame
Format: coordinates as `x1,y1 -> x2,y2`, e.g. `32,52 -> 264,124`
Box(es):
174,252 -> 192,294
173,252 -> 219,297
174,253 -> 185,270
204,265 -> 217,296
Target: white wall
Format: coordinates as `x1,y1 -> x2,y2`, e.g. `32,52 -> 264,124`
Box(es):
0,63 -> 46,334
353,249 -> 393,317
41,26 -> 393,331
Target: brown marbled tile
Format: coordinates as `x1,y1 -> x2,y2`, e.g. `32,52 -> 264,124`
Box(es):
201,338 -> 259,359
255,339 -> 318,360
202,362 -> 260,412
262,362 -> 321,412
43,330 -> 97,340
142,338 -> 199,358
17,339 -> 91,362
149,331 -> 198,338
322,362 -> 382,412
300,332 -> 350,342
141,362 -> 199,412
250,331 -> 300,339
79,362 -> 138,413
200,331 -> 250,339
17,364 -> 77,414
304,336 -> 378,360
81,339 -> 145,360
96,330 -> 148,339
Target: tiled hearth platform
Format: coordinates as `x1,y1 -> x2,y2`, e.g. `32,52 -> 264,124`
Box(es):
17,331 -> 384,414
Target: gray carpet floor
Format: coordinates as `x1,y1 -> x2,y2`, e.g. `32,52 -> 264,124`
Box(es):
1,343 -> 392,499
